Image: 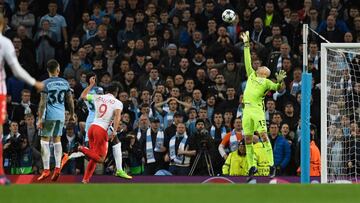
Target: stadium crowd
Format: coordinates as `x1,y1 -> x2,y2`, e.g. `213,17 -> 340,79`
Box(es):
2,0 -> 360,177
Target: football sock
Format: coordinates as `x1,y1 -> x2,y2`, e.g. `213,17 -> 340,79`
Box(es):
263,141 -> 274,166
83,160 -> 97,182
245,143 -> 255,170
53,142 -> 62,168
40,140 -> 50,170
112,143 -> 123,171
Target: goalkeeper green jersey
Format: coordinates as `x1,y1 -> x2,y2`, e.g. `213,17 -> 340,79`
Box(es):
243,46 -> 280,108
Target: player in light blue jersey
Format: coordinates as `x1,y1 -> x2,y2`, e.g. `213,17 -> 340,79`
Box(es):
84,72 -> 104,143
37,59 -> 75,181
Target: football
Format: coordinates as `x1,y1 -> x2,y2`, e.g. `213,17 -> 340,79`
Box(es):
222,9 -> 236,23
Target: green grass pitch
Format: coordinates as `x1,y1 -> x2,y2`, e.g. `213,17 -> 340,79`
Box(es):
1,184 -> 360,203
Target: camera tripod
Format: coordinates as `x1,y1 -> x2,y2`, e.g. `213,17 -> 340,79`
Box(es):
188,149 -> 215,176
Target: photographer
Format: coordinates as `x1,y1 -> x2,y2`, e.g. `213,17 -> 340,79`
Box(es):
120,131 -> 143,175
188,119 -> 219,175
3,122 -> 41,174
9,135 -> 42,174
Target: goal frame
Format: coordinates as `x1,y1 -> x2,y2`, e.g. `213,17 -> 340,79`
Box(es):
320,43 -> 360,183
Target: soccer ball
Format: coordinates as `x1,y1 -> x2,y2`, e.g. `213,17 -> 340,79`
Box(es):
222,9 -> 236,23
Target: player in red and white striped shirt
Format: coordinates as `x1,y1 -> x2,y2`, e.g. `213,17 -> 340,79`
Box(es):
0,14 -> 44,185
78,76 -> 127,183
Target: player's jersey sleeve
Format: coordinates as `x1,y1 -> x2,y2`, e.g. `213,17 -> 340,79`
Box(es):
265,79 -> 281,91
115,100 -> 123,111
3,38 -> 36,86
244,46 -> 254,77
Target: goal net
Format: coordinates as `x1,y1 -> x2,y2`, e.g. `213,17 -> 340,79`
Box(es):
321,44 -> 360,183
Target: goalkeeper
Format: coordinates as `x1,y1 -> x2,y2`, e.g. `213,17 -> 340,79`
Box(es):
240,31 -> 286,181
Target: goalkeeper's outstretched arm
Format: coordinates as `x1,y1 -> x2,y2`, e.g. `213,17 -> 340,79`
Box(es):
241,31 -> 255,77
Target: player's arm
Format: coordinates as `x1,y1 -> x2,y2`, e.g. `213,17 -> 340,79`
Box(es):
80,76 -> 96,101
37,93 -> 47,129
110,109 -> 122,141
4,40 -> 43,91
273,70 -> 287,92
66,91 -> 75,121
241,31 -> 254,77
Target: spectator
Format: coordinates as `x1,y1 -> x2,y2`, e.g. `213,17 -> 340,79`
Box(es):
34,19 -> 57,71
268,122 -> 291,176
10,89 -> 37,124
63,53 -> 89,81
81,19 -> 97,43
64,35 -> 81,65
218,117 -> 243,160
250,18 -> 269,46
3,121 -> 21,144
19,113 -> 40,151
265,98 -> 278,125
319,15 -> 345,42
165,123 -> 195,175
141,117 -> 167,175
61,123 -> 83,174
11,0 -> 35,38
39,1 -> 68,46
262,1 -> 281,28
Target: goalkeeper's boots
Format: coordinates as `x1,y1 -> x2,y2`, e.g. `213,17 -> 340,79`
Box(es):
37,169 -> 51,181
51,167 -> 61,181
269,166 -> 276,178
247,166 -> 258,183
115,169 -> 133,179
0,175 -> 10,185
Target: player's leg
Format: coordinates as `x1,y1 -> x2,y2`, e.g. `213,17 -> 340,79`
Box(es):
51,121 -> 65,181
79,125 -> 105,162
112,136 -> 132,179
82,125 -> 96,183
258,131 -> 275,177
255,115 -> 275,177
0,125 -> 10,185
82,126 -> 108,183
0,95 -> 10,185
242,110 -> 255,170
38,121 -> 54,181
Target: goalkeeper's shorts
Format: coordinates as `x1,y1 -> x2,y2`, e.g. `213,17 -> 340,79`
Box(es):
242,107 -> 267,136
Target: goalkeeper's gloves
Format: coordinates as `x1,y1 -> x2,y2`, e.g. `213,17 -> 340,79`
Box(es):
241,31 -> 250,47
275,70 -> 287,83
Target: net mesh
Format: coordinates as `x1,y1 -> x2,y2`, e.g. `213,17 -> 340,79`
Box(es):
325,47 -> 360,183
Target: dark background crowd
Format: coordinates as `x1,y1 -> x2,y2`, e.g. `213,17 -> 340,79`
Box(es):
2,0 -> 360,177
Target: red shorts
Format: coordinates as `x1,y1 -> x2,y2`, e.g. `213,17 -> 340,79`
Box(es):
87,124 -> 108,158
0,95 -> 6,124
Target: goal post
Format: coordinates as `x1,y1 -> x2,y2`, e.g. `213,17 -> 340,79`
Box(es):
320,43 -> 360,183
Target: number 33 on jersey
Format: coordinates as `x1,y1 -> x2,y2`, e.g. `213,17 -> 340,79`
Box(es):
86,94 -> 123,130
